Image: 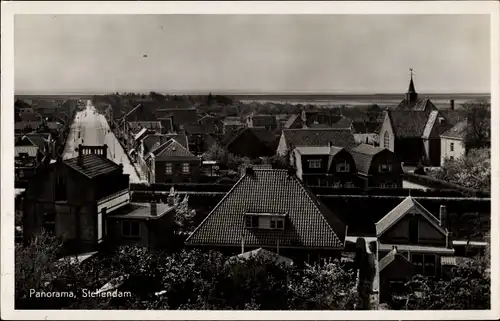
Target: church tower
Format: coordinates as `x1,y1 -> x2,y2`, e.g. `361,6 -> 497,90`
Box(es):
405,68 -> 418,103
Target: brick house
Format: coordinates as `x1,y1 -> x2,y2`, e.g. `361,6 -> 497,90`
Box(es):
350,144 -> 403,188
22,145 -> 130,254
291,145 -> 359,187
144,138 -> 201,184
186,168 -> 347,263
276,128 -> 356,157
376,197 -> 454,302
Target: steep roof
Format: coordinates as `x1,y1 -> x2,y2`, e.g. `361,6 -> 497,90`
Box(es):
186,169 -> 346,249
21,133 -> 49,149
64,154 -> 121,179
350,144 -> 387,175
421,110 -> 439,139
379,248 -> 412,272
153,139 -> 197,160
441,120 -> 467,140
282,128 -> 356,150
396,97 -> 438,112
387,110 -> 431,138
352,121 -> 381,134
284,114 -> 300,129
225,128 -> 278,148
143,133 -> 188,154
375,196 -> 447,237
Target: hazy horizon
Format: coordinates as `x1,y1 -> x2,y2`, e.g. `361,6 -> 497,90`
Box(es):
15,15 -> 490,94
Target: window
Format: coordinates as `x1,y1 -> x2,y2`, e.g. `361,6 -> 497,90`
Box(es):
122,220 -> 141,237
270,217 -> 285,230
19,152 -> 29,159
165,163 -> 172,175
380,183 -> 387,188
383,132 -> 390,149
379,163 -> 392,172
450,142 -> 454,152
54,175 -> 67,201
334,181 -> 342,188
423,254 -> 436,277
182,163 -> 190,174
409,216 -> 419,244
411,253 -> 424,275
391,183 -> 398,188
345,181 -> 354,188
308,159 -> 322,169
336,161 -> 350,173
245,215 -> 259,229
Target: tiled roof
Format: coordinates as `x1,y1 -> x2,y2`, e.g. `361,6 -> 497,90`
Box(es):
283,128 -> 356,150
375,196 -> 446,237
186,169 -> 346,249
143,134 -> 188,154
250,114 -> 277,126
396,97 -> 438,112
350,144 -> 385,175
421,111 -> 439,139
387,110 -> 431,138
352,121 -> 382,134
21,134 -> 49,149
128,121 -> 163,130
153,139 -> 197,160
225,128 -> 278,147
441,120 -> 467,140
64,154 -> 121,179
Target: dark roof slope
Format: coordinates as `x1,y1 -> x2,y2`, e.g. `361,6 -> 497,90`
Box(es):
352,121 -> 381,134
64,154 -> 121,179
283,128 -> 356,150
186,169 -> 346,249
441,120 -> 467,140
388,110 -> 430,138
350,144 -> 386,175
396,97 -> 438,112
153,139 -> 197,160
143,134 -> 188,154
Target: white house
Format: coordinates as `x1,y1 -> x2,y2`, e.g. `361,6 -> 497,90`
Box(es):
440,120 -> 467,166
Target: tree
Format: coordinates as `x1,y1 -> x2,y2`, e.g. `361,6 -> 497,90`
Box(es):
463,100 -> 490,151
432,148 -> 490,191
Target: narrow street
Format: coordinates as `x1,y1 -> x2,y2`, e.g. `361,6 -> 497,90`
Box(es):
62,100 -> 144,183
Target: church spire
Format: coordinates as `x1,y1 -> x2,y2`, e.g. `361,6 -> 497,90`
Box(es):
406,68 -> 418,102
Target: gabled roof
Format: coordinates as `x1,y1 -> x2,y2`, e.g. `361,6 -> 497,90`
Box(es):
284,114 -> 300,129
375,196 -> 447,237
387,110 -> 431,138
396,97 -> 438,112
186,169 -> 346,249
249,114 -> 277,126
20,134 -> 49,149
143,133 -> 189,154
134,128 -> 149,141
225,128 -> 278,148
421,110 -> 439,139
282,128 -> 356,150
379,248 -> 412,272
153,139 -> 197,160
441,119 -> 467,140
64,154 -> 122,179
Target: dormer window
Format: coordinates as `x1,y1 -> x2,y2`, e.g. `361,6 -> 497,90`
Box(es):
245,213 -> 286,230
336,160 -> 350,173
308,159 -> 322,169
379,163 -> 392,172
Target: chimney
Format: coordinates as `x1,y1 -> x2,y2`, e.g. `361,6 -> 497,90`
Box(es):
103,144 -> 108,158
150,201 -> 157,216
439,205 -> 447,227
450,99 -> 455,111
245,166 -> 255,177
77,144 -> 84,166
328,141 -> 333,147
300,109 -> 307,123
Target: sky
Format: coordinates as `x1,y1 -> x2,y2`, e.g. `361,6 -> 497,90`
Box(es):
14,14 -> 490,94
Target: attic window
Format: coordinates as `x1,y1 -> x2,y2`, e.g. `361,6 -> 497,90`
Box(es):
379,163 -> 392,172
245,213 -> 287,230
308,159 -> 322,169
336,160 -> 350,173
438,117 -> 445,125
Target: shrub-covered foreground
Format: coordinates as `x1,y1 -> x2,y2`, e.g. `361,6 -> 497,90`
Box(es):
16,233 -> 357,310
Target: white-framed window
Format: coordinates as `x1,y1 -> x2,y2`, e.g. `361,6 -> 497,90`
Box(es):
270,217 -> 285,230
391,183 -> 398,188
308,159 -> 322,169
122,220 -> 141,237
182,163 -> 190,174
344,181 -> 354,188
336,161 -> 350,173
411,253 -> 436,277
384,132 -> 390,149
380,183 -> 387,188
450,142 -> 454,152
165,163 -> 172,174
379,163 -> 392,172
